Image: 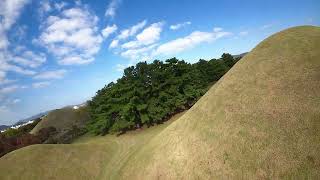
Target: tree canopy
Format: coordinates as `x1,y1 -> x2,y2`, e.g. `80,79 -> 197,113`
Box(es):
87,53 -> 239,135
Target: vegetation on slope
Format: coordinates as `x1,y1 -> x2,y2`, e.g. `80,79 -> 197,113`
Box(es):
1,118 -> 41,138
0,118 -> 57,157
0,112 -> 185,180
30,106 -> 90,143
88,53 -> 239,134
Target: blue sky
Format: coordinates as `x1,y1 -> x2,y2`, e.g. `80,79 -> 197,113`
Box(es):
0,0 -> 319,125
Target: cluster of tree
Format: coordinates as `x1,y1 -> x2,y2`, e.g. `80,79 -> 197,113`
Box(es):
87,53 -> 239,135
0,124 -> 57,157
1,118 -> 41,138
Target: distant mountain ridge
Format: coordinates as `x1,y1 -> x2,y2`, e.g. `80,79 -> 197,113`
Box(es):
14,111 -> 50,126
232,52 -> 248,59
0,111 -> 52,132
1,102 -> 87,130
0,125 -> 9,131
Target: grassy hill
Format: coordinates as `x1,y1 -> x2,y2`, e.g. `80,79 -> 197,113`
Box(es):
117,25 -> 320,179
31,107 -> 90,135
0,25 -> 319,179
0,112 -> 185,180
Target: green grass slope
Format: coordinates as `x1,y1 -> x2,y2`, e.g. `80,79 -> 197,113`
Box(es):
30,107 -> 90,135
0,26 -> 319,179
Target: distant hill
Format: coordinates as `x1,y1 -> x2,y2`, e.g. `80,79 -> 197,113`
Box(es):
0,125 -> 9,132
0,111 -> 50,132
30,106 -> 90,143
31,107 -> 89,135
14,111 -> 50,126
0,26 -> 319,179
232,52 -> 248,59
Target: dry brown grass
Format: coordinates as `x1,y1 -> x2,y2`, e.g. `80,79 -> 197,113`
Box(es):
0,112 -> 185,180
117,25 -> 320,179
30,107 -> 90,135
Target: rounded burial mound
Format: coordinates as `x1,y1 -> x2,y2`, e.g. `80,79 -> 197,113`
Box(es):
31,107 -> 90,135
118,26 -> 320,179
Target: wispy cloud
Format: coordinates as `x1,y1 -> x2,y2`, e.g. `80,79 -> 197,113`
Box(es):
54,2 -> 67,11
121,22 -> 164,49
0,0 -> 32,81
0,56 -> 36,75
101,24 -> 118,38
39,0 -> 52,17
120,44 -> 158,60
153,27 -> 232,56
117,20 -> 147,40
34,70 -> 67,80
260,23 -> 274,30
109,39 -> 119,49
170,21 -> 191,30
32,81 -> 51,88
12,98 -> 21,104
105,0 -> 121,19
0,0 -> 30,32
0,85 -> 20,94
11,50 -> 46,68
239,31 -> 249,36
109,20 -> 147,48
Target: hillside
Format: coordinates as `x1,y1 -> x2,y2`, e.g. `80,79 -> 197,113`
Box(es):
14,111 -> 49,126
0,26 -> 319,179
0,125 -> 9,132
29,107 -> 90,143
118,25 -> 320,179
0,112 -> 185,180
31,107 -> 90,135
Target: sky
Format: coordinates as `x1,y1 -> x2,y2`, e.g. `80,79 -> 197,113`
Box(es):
0,0 -> 319,125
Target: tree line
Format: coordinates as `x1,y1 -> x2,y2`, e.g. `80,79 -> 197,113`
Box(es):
87,53 -> 239,135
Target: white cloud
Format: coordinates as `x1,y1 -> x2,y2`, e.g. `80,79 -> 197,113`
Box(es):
120,44 -> 157,60
34,70 -> 67,80
0,71 -> 6,82
12,98 -> 21,104
239,31 -> 249,36
59,56 -> 94,65
11,50 -> 46,68
121,22 -> 163,49
54,2 -> 67,11
213,27 -> 223,32
39,0 -> 52,16
0,57 -> 36,75
0,0 -> 30,50
170,21 -> 191,30
101,24 -> 117,38
260,24 -> 273,30
136,22 -> 163,45
32,81 -> 51,88
0,85 -> 20,94
117,20 -> 147,40
109,39 -> 119,48
153,28 -> 232,56
115,64 -> 128,72
0,71 -> 15,85
105,0 -> 121,18
0,0 -> 30,31
39,6 -> 103,65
